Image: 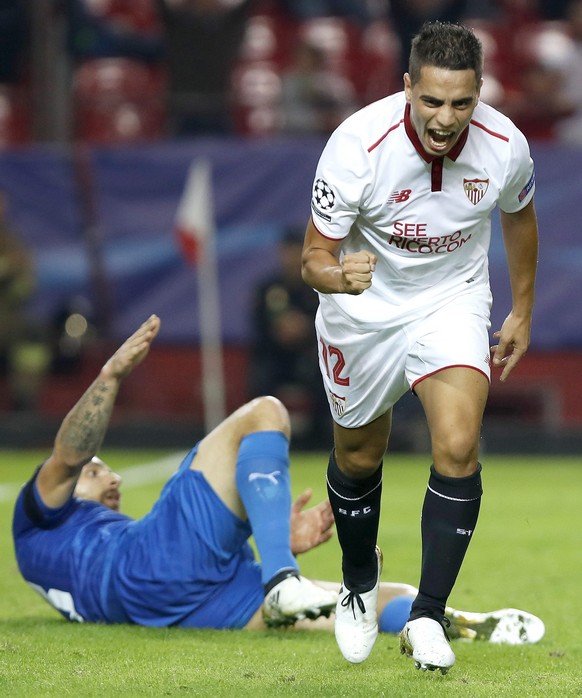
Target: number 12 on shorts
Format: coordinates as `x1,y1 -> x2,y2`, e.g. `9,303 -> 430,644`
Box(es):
320,337 -> 350,386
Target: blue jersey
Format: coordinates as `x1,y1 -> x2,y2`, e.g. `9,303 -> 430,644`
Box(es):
12,450 -> 264,628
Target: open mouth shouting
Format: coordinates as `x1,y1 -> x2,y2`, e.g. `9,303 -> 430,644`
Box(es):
427,128 -> 456,153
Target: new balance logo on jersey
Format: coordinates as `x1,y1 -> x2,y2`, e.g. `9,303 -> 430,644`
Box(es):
387,189 -> 412,203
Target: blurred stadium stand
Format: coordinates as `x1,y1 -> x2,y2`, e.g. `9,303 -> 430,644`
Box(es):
0,85 -> 33,146
72,58 -> 168,143
6,2 -> 579,144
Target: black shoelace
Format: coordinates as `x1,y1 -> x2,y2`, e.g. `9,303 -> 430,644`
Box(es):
440,615 -> 451,641
341,591 -> 366,619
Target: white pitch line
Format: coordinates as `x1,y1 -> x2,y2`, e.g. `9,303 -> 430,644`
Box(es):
0,452 -> 185,504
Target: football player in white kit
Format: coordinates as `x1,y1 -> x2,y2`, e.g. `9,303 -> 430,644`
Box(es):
302,21 -> 539,673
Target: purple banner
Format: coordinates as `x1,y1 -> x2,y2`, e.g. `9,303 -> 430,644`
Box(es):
0,138 -> 579,349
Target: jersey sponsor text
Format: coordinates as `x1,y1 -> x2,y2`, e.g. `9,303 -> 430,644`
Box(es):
388,225 -> 472,254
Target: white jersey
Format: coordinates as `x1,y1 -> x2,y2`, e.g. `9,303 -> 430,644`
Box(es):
310,91 -> 535,329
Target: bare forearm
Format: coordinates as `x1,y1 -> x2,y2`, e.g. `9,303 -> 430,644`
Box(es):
302,249 -> 344,293
301,221 -> 377,296
501,205 -> 538,317
505,242 -> 537,317
54,372 -> 120,467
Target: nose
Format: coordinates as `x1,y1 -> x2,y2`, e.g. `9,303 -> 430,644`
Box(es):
110,471 -> 122,487
436,104 -> 455,128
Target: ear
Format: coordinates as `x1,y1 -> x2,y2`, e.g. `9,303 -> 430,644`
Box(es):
476,77 -> 483,102
403,73 -> 412,102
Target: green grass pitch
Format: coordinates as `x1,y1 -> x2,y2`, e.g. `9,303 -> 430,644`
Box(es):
1,449 -> 581,697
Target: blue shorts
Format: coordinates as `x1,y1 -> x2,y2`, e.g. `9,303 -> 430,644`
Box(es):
113,448 -> 264,629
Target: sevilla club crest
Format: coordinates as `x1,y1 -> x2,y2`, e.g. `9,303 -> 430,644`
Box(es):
463,178 -> 489,205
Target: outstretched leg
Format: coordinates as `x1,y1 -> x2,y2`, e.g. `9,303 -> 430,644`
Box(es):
192,396 -> 336,626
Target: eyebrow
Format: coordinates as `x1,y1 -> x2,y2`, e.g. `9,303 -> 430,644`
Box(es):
420,95 -> 475,107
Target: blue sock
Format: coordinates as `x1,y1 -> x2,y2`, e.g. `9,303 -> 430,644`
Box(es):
379,596 -> 414,634
235,430 -> 297,585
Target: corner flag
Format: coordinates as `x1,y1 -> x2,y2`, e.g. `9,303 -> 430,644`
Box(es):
175,158 -> 214,265
174,158 -> 226,430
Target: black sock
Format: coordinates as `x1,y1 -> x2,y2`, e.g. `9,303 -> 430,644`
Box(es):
326,450 -> 382,593
410,463 -> 483,622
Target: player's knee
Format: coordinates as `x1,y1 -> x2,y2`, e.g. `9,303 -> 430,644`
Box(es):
247,395 -> 291,437
432,431 -> 479,475
335,448 -> 384,478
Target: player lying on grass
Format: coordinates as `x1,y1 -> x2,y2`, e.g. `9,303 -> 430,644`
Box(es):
12,315 -> 544,644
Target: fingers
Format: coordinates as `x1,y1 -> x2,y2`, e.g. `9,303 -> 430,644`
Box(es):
499,348 -> 525,381
104,315 -> 161,379
126,315 -> 160,357
341,251 -> 377,294
319,528 -> 334,545
491,331 -> 526,382
499,358 -> 515,382
292,488 -> 313,513
318,498 -> 334,521
136,314 -> 161,343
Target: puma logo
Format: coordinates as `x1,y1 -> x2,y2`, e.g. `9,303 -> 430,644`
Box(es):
248,471 -> 281,485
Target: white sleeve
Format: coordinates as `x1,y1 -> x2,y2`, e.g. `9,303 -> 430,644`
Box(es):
498,126 -> 535,213
310,128 -> 371,240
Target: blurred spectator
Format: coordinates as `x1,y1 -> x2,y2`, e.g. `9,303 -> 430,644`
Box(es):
500,59 -> 574,141
155,0 -> 251,136
387,0 -> 470,74
280,37 -> 358,135
248,228 -> 329,448
0,193 -> 49,411
536,0 -> 571,20
0,0 -> 29,84
66,0 -> 164,63
278,0 -> 372,25
552,0 -> 582,144
459,0 -> 504,19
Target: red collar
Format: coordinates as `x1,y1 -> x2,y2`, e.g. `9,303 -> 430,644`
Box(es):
404,102 -> 469,163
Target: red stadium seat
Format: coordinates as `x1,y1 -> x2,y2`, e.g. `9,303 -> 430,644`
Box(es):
358,19 -> 401,102
512,21 -> 573,69
75,99 -> 166,144
463,18 -> 516,81
238,14 -> 295,68
230,61 -> 282,135
72,58 -> 167,143
73,57 -> 165,100
297,16 -> 361,77
81,0 -> 162,32
0,86 -> 32,147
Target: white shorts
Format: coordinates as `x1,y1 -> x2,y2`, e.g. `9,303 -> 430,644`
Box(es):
315,292 -> 492,428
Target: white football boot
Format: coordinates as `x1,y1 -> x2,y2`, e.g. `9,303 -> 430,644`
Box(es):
400,617 -> 456,674
263,573 -> 338,627
446,607 -> 545,645
334,547 -> 383,664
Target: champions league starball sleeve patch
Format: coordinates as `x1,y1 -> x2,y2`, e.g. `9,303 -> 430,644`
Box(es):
311,178 -> 336,222
518,170 -> 535,203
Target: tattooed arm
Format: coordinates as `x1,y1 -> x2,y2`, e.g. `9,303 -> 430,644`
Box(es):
36,315 -> 161,508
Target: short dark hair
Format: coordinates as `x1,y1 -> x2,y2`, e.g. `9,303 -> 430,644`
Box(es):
409,21 -> 483,86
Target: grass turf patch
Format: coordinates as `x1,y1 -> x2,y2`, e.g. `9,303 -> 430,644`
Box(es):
1,451 -> 581,696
